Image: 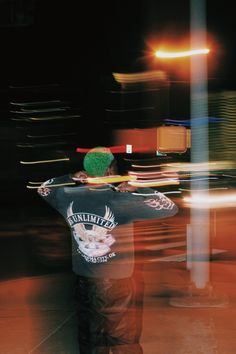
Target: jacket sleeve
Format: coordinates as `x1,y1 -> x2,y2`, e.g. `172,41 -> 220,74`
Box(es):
129,188 -> 178,221
37,174 -> 75,209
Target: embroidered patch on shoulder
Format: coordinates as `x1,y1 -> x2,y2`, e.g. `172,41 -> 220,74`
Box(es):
144,193 -> 174,210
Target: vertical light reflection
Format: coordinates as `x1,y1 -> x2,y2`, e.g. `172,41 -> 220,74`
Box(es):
190,0 -> 210,289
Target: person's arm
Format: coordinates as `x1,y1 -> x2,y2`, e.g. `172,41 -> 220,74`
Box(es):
37,174 -> 77,208
37,171 -> 88,207
129,188 -> 178,221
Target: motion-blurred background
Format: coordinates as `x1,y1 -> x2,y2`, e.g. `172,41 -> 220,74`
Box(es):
1,1 -> 236,353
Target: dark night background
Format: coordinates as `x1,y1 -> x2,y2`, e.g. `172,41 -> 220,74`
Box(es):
0,0 -> 234,87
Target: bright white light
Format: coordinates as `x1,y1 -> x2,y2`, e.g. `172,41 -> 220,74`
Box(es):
184,193 -> 236,208
155,48 -> 210,58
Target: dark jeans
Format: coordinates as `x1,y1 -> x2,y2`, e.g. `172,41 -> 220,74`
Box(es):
74,274 -> 144,354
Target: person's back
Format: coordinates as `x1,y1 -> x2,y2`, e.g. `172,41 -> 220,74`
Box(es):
37,146 -> 178,354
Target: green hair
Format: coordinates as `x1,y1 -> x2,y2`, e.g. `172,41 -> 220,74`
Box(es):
83,146 -> 114,177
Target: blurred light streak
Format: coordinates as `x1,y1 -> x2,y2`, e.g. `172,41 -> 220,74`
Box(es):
20,158 -> 70,164
26,133 -> 76,138
11,115 -> 80,121
128,170 -> 179,179
27,182 -> 76,189
106,107 -> 154,113
155,48 -> 209,58
180,187 -> 228,192
129,179 -> 179,187
128,168 -> 179,187
28,181 -> 44,184
131,163 -> 164,168
163,191 -> 182,195
184,192 -> 236,208
113,70 -> 168,84
162,161 -> 236,172
223,174 -> 236,178
10,99 -> 64,106
86,175 -> 136,184
10,107 -> 70,113
17,142 -> 67,147
180,177 -> 218,182
27,175 -> 137,188
164,117 -> 223,126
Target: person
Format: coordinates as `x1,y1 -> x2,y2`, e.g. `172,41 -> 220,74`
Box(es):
37,146 -> 178,354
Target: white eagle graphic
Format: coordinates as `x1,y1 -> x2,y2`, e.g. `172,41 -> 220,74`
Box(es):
67,202 -> 116,257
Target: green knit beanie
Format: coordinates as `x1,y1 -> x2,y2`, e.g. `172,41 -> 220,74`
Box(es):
83,146 -> 114,177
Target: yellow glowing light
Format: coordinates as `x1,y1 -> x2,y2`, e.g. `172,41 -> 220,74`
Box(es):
155,48 -> 210,58
129,179 -> 179,187
27,176 -> 137,188
86,175 -> 136,184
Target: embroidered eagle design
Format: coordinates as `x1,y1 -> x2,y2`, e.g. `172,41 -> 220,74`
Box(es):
67,202 -> 116,257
